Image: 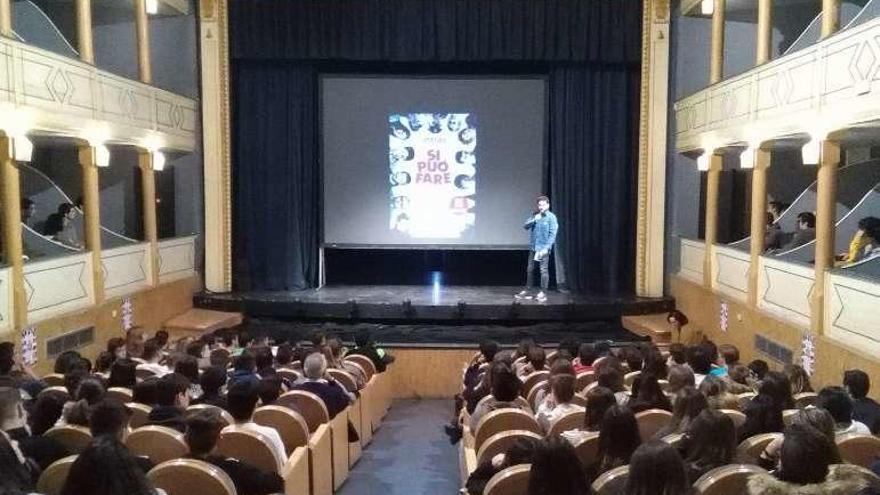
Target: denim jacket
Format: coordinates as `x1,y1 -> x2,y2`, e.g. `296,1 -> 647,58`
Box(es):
524,211 -> 558,252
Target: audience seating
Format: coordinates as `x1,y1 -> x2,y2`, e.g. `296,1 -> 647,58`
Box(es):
591,465 -> 630,495
484,464 -> 531,495
657,379 -> 671,393
209,348 -> 231,369
661,432 -> 685,449
476,430 -> 543,465
635,409 -> 673,441
329,406 -> 351,490
344,355 -> 376,381
127,402 -> 152,428
521,371 -> 550,399
44,424 -> 92,453
736,433 -> 783,464
217,426 -> 284,472
793,392 -> 819,409
307,423 -> 334,495
277,390 -> 330,434
147,458 -> 237,495
254,405 -> 310,454
692,464 -> 768,495
624,371 -> 641,388
736,392 -> 756,410
126,425 -> 189,464
474,409 -> 543,454
185,404 -> 235,427
38,386 -> 70,401
105,386 -> 134,403
526,382 -> 547,409
347,395 -> 364,466
474,394 -> 532,415
573,432 -> 600,473
545,410 -> 585,437
575,371 -> 595,392
719,409 -> 747,430
135,368 -> 156,380
327,368 -> 358,393
277,367 -> 301,383
836,433 -> 880,468
570,394 -> 587,407
42,373 -> 65,387
782,409 -> 799,426
36,455 -> 77,495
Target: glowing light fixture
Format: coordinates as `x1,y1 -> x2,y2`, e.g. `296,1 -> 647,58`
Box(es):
145,0 -> 159,15
697,152 -> 710,171
152,151 -> 166,171
95,145 -> 111,167
740,146 -> 755,169
13,135 -> 33,163
701,0 -> 714,15
801,139 -> 821,165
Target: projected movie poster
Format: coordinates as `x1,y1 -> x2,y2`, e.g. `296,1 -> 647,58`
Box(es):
388,113 -> 476,239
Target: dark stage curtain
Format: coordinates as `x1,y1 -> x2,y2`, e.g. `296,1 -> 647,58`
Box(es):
232,63 -> 320,290
549,67 -> 639,294
230,0 -> 642,294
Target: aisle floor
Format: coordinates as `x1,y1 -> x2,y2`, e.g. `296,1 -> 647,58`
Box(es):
337,399 -> 461,495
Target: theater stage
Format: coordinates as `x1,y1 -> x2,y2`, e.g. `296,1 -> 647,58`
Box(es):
197,285 -> 672,333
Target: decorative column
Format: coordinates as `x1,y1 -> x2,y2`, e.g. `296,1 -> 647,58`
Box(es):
703,152 -> 723,288
0,137 -> 27,330
635,0 -> 671,297
199,0 -> 233,292
811,140 -> 840,334
821,0 -> 841,39
138,151 -> 160,287
75,0 -> 94,63
756,0 -> 773,64
747,148 -> 771,306
134,0 -> 152,84
0,0 -> 11,37
78,145 -> 104,303
710,0 -> 726,84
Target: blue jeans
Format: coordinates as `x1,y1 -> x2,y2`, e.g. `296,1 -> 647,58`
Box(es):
525,250 -> 550,291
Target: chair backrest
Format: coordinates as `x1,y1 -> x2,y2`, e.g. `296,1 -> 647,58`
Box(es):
573,432 -> 601,471
43,373 -> 66,387
36,455 -> 77,495
105,387 -> 133,403
126,402 -> 153,429
209,348 -> 231,369
526,381 -> 548,409
44,425 -> 92,453
693,464 -> 768,495
344,355 -> 376,380
476,430 -> 543,465
635,409 -> 673,441
575,371 -> 596,392
591,465 -> 630,495
126,425 -> 189,464
276,390 -> 330,433
38,386 -> 71,402
327,368 -> 358,392
657,379 -> 671,393
570,394 -> 587,407
719,409 -> 747,431
782,409 -> 799,426
624,371 -> 641,388
521,371 -> 550,399
148,458 -> 236,495
476,394 -> 532,414
290,360 -> 303,372
484,464 -> 531,495
582,381 -> 599,395
737,392 -> 757,411
216,425 -> 281,472
793,392 -> 819,409
661,432 -> 686,449
276,367 -> 301,383
474,408 -> 542,453
736,433 -> 783,464
836,433 -> 880,468
254,405 -> 310,452
546,410 -> 586,437
135,367 -> 157,380
185,404 -> 235,427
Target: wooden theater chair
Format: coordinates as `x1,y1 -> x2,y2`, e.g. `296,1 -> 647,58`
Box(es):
592,465 -> 630,495
473,409 -> 542,454
693,464 -> 768,495
126,402 -> 152,429
148,458 -> 236,495
736,433 -> 783,465
635,409 -> 673,441
477,430 -> 543,465
546,410 -> 585,437
836,433 -> 880,468
485,464 -> 531,495
105,387 -> 133,403
36,455 -> 77,495
126,425 -> 188,463
44,425 -> 92,454
186,404 -> 235,427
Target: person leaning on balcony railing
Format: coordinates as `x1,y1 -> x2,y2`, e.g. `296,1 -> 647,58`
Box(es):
837,217 -> 880,266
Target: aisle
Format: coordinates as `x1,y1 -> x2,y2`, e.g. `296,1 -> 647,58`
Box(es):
337,399 -> 461,495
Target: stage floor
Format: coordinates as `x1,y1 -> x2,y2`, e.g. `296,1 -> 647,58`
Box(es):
196,285 -> 673,323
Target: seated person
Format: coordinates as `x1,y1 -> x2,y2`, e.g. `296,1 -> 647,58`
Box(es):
469,362 -> 525,430
229,350 -> 261,388
0,342 -> 44,399
147,373 -> 189,432
573,343 -> 596,374
136,340 -> 172,378
836,216 -> 880,265
0,386 -> 68,470
346,330 -> 395,373
844,369 -> 880,434
327,338 -> 366,389
258,376 -> 282,406
681,409 -> 737,483
90,399 -> 154,473
776,212 -> 816,252
291,353 -> 352,419
224,380 -> 287,468
185,408 -> 283,495
466,436 -> 539,495
0,429 -> 38,493
193,366 -> 228,409
527,436 -> 590,495
175,356 -> 203,400
58,378 -> 105,427
764,212 -> 784,251
628,373 -> 672,413
536,373 -> 583,432
517,345 -> 547,378
818,386 -> 871,435
757,407 -> 838,471
627,440 -> 688,495
587,405 -> 641,482
43,203 -> 83,250
60,435 -> 161,495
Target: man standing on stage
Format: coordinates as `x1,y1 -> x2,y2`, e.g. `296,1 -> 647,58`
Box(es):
516,195 -> 558,302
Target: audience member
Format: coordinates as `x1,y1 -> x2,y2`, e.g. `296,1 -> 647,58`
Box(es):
60,377 -> 105,426
225,380 -> 287,468
527,436 -> 589,495
54,350 -> 85,375
518,345 -> 547,378
230,350 -> 261,388
588,405 -> 641,481
758,407 -> 839,470
90,399 -> 132,440
574,343 -> 596,373
595,361 -> 629,405
776,212 -> 815,252
346,330 -> 395,372
147,373 -> 189,432
533,358 -> 575,407
739,394 -> 785,442
44,203 -> 83,249
818,386 -> 871,435
0,386 -> 68,470
748,359 -> 770,381
699,375 -> 738,410
837,217 -> 880,265
0,431 -> 37,494
107,337 -> 126,360
844,369 -> 880,434
29,389 -> 67,435
0,342 -> 42,398
666,343 -> 688,367
657,386 -> 708,438
194,366 -> 228,409
667,365 -> 695,402
469,362 -> 525,430
132,376 -> 159,406
784,364 -> 814,395
466,436 -> 539,495
292,353 -> 352,419
126,327 -> 147,361
185,408 -> 284,495
535,373 -> 583,432
258,376 -> 283,406
626,440 -> 689,495
174,355 -> 203,400
682,409 -> 737,483
60,435 -> 160,495
136,340 -> 171,377
561,386 -> 615,445
687,345 -> 713,386
628,373 -> 672,413
718,344 -> 740,367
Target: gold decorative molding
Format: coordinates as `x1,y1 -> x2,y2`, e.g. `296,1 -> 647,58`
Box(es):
200,0 -> 216,20
636,0 -> 652,296
219,0 -> 232,289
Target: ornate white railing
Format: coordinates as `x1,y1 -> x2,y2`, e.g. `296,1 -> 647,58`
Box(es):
0,36 -> 198,151
674,16 -> 880,152
713,244 -> 750,303
101,242 -> 152,299
678,238 -> 706,284
23,252 -> 94,323
158,235 -> 197,284
758,256 -> 815,329
825,270 -> 880,355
